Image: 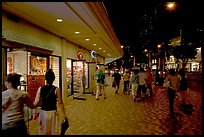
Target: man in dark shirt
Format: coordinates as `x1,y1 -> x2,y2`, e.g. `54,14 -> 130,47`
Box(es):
112,70 -> 121,94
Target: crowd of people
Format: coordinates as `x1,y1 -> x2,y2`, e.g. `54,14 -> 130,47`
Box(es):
2,66 -> 190,135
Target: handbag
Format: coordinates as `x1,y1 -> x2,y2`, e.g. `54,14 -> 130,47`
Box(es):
60,118 -> 69,135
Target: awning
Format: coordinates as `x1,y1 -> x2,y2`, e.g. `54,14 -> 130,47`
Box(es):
105,57 -> 120,65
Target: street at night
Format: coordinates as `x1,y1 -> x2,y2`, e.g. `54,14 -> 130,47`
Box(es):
2,1 -> 203,136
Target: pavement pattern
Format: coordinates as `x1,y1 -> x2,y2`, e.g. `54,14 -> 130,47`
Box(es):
27,76 -> 202,135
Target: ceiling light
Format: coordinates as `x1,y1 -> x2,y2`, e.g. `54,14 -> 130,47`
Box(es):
93,43 -> 96,46
75,32 -> 80,34
85,38 -> 89,41
103,51 -> 106,52
57,18 -> 63,22
99,48 -> 101,50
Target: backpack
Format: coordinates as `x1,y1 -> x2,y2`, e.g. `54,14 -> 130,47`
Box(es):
97,73 -> 105,84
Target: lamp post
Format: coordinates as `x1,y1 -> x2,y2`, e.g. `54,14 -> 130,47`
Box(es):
154,2 -> 176,85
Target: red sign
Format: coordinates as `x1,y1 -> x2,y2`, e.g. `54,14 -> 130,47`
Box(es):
77,50 -> 84,60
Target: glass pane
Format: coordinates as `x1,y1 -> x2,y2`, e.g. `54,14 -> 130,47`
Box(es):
66,59 -> 72,95
50,56 -> 60,87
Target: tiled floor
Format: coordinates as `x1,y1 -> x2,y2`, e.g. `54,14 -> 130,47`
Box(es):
27,77 -> 202,135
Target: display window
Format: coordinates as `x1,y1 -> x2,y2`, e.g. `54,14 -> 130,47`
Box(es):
49,56 -> 61,88
66,59 -> 72,95
73,61 -> 87,93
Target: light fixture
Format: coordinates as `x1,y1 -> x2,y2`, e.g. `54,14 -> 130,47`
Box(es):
75,32 -> 80,34
99,48 -> 102,50
103,51 -> 106,52
57,18 -> 63,22
85,38 -> 89,41
157,44 -> 161,48
121,45 -> 124,48
93,43 -> 96,46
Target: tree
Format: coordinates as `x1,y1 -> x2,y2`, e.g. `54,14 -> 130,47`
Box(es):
172,42 -> 197,70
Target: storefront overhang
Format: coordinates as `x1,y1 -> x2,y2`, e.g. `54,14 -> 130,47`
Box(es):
2,2 -> 123,58
2,40 -> 53,55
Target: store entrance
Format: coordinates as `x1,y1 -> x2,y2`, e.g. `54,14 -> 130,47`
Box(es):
72,60 -> 86,100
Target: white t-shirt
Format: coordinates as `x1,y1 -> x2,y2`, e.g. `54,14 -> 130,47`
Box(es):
2,89 -> 29,129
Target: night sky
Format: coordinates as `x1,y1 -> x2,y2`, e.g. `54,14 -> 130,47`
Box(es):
103,0 -> 204,50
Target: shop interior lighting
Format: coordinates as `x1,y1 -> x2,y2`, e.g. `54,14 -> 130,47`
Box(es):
85,38 -> 89,41
93,43 -> 96,46
75,32 -> 80,34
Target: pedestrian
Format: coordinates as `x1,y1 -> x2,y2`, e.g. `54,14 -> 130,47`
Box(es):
146,67 -> 153,97
178,69 -> 188,104
130,69 -> 139,102
123,69 -> 130,94
93,67 -> 98,95
137,67 -> 147,100
112,70 -> 121,94
96,68 -> 106,100
2,73 -> 37,136
33,69 -> 67,135
167,69 -> 179,115
81,70 -> 86,94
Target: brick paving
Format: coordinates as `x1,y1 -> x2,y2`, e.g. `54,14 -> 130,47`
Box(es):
27,76 -> 202,135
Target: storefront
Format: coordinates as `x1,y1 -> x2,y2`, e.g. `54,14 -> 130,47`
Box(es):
66,58 -> 89,96
2,41 -> 61,103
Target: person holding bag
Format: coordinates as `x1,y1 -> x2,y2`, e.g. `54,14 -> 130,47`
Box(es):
33,69 -> 68,135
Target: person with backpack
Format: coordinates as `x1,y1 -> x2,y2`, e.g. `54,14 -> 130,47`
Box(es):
96,68 -> 106,100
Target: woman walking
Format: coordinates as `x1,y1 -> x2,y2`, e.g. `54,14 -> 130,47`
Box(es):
33,69 -> 67,135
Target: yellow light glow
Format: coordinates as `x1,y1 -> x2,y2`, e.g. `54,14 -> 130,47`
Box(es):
57,18 -> 63,22
157,44 -> 161,48
85,38 -> 89,41
121,45 -> 124,48
75,32 -> 80,34
166,2 -> 176,11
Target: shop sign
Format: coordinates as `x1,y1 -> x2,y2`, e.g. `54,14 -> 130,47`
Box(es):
77,50 -> 84,60
7,56 -> 13,74
91,50 -> 97,59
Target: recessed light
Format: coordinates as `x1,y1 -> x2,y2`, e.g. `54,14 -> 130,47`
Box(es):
86,38 -> 89,41
75,32 -> 80,34
99,48 -> 101,50
93,43 -> 96,46
57,18 -> 63,22
103,51 -> 105,52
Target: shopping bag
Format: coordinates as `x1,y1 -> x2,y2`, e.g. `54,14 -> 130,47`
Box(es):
60,118 -> 69,135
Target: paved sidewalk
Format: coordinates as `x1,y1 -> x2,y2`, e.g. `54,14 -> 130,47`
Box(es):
27,76 -> 202,135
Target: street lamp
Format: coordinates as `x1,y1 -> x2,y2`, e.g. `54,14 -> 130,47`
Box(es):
154,2 -> 177,85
